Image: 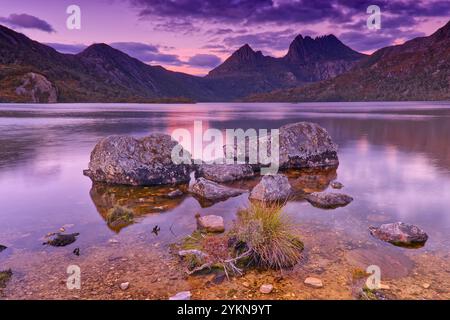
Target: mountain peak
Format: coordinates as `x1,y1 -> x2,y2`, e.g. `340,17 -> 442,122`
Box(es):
284,33 -> 364,63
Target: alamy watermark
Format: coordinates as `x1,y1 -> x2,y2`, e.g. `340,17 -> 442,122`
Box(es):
170,121 -> 280,175
66,5 -> 81,30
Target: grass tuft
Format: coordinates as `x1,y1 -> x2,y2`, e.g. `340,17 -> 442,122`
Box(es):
230,201 -> 303,270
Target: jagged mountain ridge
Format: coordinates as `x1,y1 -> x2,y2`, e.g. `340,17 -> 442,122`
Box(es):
247,20 -> 450,102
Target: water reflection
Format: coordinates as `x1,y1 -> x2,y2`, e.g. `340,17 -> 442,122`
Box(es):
89,183 -> 188,232
0,102 -> 450,253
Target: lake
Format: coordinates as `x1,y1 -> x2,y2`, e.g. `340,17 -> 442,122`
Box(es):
0,102 -> 449,299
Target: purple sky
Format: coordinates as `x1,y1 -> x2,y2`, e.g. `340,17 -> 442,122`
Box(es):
1,0 -> 449,75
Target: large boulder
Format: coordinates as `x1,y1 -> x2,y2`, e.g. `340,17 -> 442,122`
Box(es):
249,174 -> 292,202
369,222 -> 428,247
84,133 -> 192,186
195,163 -> 254,183
190,178 -> 245,202
278,122 -> 338,169
305,192 -> 353,209
222,122 -> 338,170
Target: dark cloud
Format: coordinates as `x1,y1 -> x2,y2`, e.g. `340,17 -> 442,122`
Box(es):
0,13 -> 55,32
109,42 -> 183,65
187,54 -> 222,67
339,29 -> 426,52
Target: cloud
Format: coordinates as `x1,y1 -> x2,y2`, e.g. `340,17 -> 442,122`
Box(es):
109,42 -> 183,65
0,13 -> 55,33
45,43 -> 87,54
187,54 -> 222,67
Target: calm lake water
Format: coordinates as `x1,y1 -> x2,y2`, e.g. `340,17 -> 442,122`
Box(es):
1,102 -> 450,299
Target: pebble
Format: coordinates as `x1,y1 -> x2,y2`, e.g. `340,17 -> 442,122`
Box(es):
120,282 -> 129,290
259,284 -> 273,294
304,277 -> 323,288
108,239 -> 119,244
169,291 -> 191,300
422,283 -> 430,289
242,281 -> 250,288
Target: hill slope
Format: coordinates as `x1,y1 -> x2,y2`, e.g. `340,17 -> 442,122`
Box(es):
206,35 -> 365,100
247,21 -> 450,102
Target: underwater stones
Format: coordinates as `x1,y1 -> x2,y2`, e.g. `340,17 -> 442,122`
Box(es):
330,181 -> 344,189
44,233 -> 79,247
259,284 -> 274,294
0,269 -> 13,288
190,178 -> 246,202
249,174 -> 292,202
195,163 -> 255,183
304,277 -> 323,288
167,189 -> 183,198
0,245 -> 7,253
369,222 -> 428,247
169,291 -> 192,300
305,192 -> 353,209
84,133 -> 192,186
119,282 -> 130,290
196,215 -> 225,233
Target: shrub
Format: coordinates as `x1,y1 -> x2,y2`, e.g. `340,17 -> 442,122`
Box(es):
230,201 -> 303,270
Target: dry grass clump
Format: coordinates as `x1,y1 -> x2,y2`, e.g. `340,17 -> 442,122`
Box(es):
230,201 -> 303,270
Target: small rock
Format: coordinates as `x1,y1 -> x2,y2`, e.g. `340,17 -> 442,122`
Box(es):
73,248 -> 80,256
305,192 -> 353,209
422,283 -> 430,289
190,177 -> 245,202
304,277 -> 323,288
0,245 -> 7,253
120,282 -> 129,290
108,238 -> 119,244
242,282 -> 250,288
44,233 -> 79,247
369,222 -> 428,247
379,283 -> 390,290
249,174 -> 292,202
212,273 -> 227,285
168,189 -> 183,198
259,284 -> 273,294
169,291 -> 191,300
195,163 -> 254,183
330,181 -> 344,189
197,215 -> 225,233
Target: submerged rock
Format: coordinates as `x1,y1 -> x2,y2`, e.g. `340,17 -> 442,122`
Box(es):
44,233 -> 79,247
249,174 -> 292,202
304,277 -> 323,288
0,269 -> 12,288
196,215 -> 225,233
305,192 -> 353,209
259,284 -> 273,294
369,222 -> 428,247
169,291 -> 192,300
84,133 -> 192,186
0,245 -> 7,253
195,163 -> 254,183
167,189 -> 183,198
190,178 -> 246,202
119,282 -> 130,290
278,122 -> 339,169
330,181 -> 344,189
